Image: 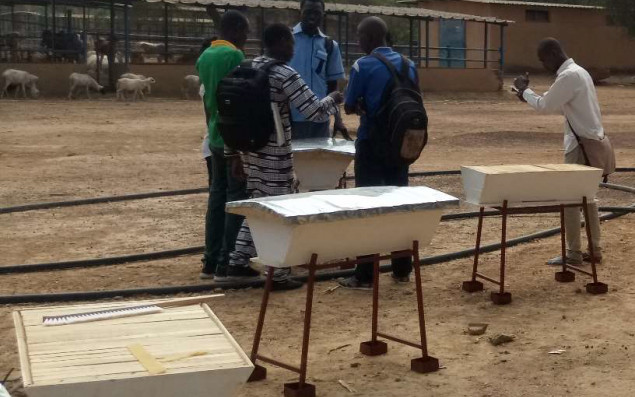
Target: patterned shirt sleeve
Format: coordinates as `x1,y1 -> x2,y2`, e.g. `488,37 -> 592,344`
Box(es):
280,66 -> 338,123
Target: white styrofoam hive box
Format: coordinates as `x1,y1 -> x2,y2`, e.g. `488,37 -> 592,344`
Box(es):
14,301 -> 253,397
292,138 -> 355,192
461,164 -> 603,206
226,186 -> 459,267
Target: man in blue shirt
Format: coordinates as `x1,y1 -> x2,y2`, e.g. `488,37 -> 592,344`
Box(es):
339,16 -> 419,290
290,0 -> 348,139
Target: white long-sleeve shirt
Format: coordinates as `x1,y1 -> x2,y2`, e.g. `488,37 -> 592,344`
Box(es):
523,58 -> 604,154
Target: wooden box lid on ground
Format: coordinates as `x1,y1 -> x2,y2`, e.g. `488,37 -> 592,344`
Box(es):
13,300 -> 253,397
226,186 -> 460,267
461,164 -> 603,206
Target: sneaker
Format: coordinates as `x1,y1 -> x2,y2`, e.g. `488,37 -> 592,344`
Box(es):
338,276 -> 372,290
546,256 -> 582,266
199,271 -> 214,280
582,252 -> 603,263
272,278 -> 304,291
226,265 -> 261,281
392,274 -> 410,283
213,265 -> 229,282
199,263 -> 215,280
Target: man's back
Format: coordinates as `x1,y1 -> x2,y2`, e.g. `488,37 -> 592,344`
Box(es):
345,47 -> 418,140
196,41 -> 244,149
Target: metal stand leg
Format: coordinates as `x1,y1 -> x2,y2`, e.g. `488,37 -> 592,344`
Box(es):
284,254 -> 318,397
556,204 -> 575,282
463,207 -> 485,292
410,240 -> 440,374
491,200 -> 512,305
582,197 -> 608,294
248,267 -> 274,382
360,254 -> 388,356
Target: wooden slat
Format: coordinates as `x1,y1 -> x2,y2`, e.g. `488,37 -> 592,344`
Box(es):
13,311 -> 33,386
29,334 -> 228,358
33,354 -> 247,384
31,345 -> 237,367
202,304 -> 252,367
27,318 -> 219,344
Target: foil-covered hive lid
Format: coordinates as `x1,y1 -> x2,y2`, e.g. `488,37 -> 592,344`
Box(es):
226,186 -> 459,225
292,138 -> 355,155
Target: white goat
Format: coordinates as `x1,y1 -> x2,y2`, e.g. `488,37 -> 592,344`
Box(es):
68,73 -> 104,100
116,77 -> 156,101
182,75 -> 200,100
1,69 -> 39,99
119,73 -> 152,94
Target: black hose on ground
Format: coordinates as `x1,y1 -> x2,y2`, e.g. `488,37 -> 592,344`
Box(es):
0,246 -> 205,275
1,203 -> 632,304
1,168 -> 633,215
0,187 -> 208,214
601,182 -> 635,195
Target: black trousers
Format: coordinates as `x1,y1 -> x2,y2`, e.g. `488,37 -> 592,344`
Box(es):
354,139 -> 412,283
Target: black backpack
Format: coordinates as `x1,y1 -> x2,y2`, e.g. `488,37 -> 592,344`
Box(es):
370,53 -> 428,166
216,59 -> 283,152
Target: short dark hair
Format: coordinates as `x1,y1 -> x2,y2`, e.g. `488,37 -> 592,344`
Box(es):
300,0 -> 325,10
263,23 -> 293,49
220,10 -> 249,36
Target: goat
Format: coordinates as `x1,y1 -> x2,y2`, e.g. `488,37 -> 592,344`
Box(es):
119,73 -> 152,94
1,69 -> 39,99
116,77 -> 155,101
68,73 -> 105,100
182,75 -> 200,100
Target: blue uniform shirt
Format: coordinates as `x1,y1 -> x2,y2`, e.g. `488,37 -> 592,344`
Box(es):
289,23 -> 345,123
345,47 -> 419,140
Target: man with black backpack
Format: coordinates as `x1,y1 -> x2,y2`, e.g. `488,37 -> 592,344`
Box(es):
195,11 -> 250,280
289,0 -> 349,140
339,16 -> 427,290
219,23 -> 343,290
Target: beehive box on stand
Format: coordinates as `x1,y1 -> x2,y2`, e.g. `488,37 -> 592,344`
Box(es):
292,138 -> 355,192
13,300 -> 253,397
461,164 -> 603,206
226,186 -> 459,267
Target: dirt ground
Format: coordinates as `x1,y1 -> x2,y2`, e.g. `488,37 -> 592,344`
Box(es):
0,76 -> 634,396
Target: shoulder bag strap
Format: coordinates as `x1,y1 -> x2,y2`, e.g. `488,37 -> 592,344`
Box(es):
370,52 -> 403,83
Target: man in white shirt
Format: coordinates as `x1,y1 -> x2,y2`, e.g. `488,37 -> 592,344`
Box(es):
514,38 -> 603,266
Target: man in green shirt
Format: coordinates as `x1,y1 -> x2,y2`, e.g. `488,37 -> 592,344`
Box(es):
196,11 -> 255,280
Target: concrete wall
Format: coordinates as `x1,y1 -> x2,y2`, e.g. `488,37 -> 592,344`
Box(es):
419,0 -> 635,73
1,63 -> 197,98
418,67 -> 502,91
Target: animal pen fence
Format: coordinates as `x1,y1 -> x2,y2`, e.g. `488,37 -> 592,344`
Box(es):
1,0 -> 511,91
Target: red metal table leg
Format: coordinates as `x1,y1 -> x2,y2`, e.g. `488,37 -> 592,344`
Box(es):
410,240 -> 440,373
284,254 -> 318,397
248,266 -> 275,382
463,207 -> 485,292
360,254 -> 387,356
582,197 -> 608,294
556,204 -> 575,282
491,200 -> 512,305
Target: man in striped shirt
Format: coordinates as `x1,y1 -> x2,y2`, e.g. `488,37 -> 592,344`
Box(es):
226,23 -> 343,290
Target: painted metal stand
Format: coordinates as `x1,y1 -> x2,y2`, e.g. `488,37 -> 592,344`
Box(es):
248,240 -> 438,397
462,197 -> 608,305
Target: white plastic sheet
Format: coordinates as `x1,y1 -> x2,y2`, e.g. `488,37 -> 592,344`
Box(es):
226,186 -> 459,225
